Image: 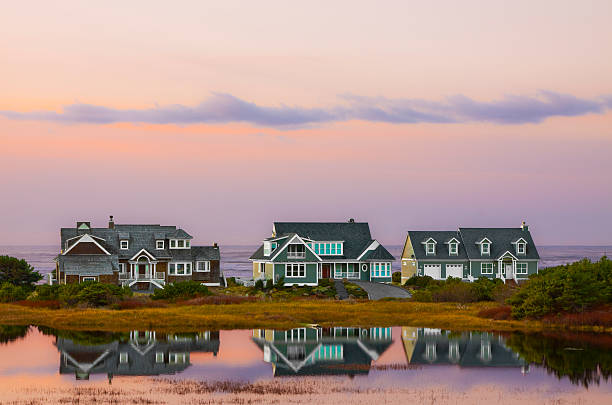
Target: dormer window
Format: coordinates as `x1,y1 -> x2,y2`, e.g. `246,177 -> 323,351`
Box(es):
156,240 -> 164,250
426,242 -> 436,255
120,240 -> 129,250
169,239 -> 190,249
481,242 -> 490,255
263,241 -> 272,256
449,242 -> 458,255
517,242 -> 526,255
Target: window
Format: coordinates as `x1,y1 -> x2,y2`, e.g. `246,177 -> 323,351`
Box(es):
313,242 -> 343,255
287,244 -> 305,258
285,263 -> 305,278
170,239 -> 190,249
155,352 -> 164,363
259,263 -> 265,273
156,240 -> 164,250
285,328 -> 306,341
196,261 -> 210,272
118,263 -> 126,273
120,240 -> 129,250
426,242 -> 435,255
169,262 -> 192,275
372,263 -> 391,278
516,262 -> 528,274
119,352 -> 128,364
481,263 -> 493,274
82,276 -> 97,282
271,242 -> 277,249
449,242 -> 458,255
263,241 -> 271,256
517,242 -> 526,254
314,344 -> 343,360
481,242 -> 490,255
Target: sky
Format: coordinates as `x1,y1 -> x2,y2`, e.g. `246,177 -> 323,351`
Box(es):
1,1 -> 611,246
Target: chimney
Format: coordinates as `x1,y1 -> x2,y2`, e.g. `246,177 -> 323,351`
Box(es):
521,221 -> 528,231
213,242 -> 218,248
108,215 -> 115,229
348,218 -> 355,223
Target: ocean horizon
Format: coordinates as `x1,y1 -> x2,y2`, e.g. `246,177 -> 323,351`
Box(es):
2,244 -> 611,280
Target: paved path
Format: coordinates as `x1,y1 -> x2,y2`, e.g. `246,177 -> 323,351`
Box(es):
352,281 -> 412,300
334,279 -> 349,300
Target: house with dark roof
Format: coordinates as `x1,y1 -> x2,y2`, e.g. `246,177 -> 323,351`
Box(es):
55,216 -> 221,289
249,220 -> 395,286
400,221 -> 539,283
252,326 -> 392,376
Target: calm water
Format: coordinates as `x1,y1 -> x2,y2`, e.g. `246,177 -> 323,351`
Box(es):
0,325 -> 610,404
1,245 -> 611,279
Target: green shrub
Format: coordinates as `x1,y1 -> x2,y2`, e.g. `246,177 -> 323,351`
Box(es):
431,281 -> 477,303
404,275 -> 436,288
151,281 -> 212,301
254,279 -> 264,290
0,283 -> 28,303
276,276 -> 285,287
32,282 -> 131,307
265,280 -> 273,290
392,271 -> 401,284
508,257 -> 612,319
470,278 -> 504,301
411,289 -> 433,302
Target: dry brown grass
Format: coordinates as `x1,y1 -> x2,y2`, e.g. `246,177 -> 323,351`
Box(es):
1,300 -> 608,333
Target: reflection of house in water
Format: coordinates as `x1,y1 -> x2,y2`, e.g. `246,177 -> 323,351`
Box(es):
252,327 -> 393,376
56,331 -> 220,380
402,327 -> 528,372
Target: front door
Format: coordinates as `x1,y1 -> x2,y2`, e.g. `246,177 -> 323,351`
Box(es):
505,263 -> 513,278
321,264 -> 331,279
139,264 -> 147,278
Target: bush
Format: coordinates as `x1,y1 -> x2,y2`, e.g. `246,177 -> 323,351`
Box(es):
265,280 -> 273,290
151,281 -> 212,301
31,282 -> 131,307
254,279 -> 264,290
392,271 -> 401,284
276,276 -> 285,287
404,275 -> 436,289
508,257 -> 612,319
431,281 -> 478,303
470,278 -> 504,301
0,283 -> 28,302
411,289 -> 433,302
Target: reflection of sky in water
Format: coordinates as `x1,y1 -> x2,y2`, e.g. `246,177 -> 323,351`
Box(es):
0,326 -> 609,398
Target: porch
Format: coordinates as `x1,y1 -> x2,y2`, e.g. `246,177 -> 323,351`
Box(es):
496,253 -> 517,283
318,263 -> 361,280
119,255 -> 166,288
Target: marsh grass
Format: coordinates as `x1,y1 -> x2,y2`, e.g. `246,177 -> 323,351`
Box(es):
0,300 -> 594,333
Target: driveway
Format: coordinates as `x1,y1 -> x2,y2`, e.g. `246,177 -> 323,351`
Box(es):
352,281 -> 412,300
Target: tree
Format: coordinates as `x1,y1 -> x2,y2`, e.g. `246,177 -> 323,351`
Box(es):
0,256 -> 42,289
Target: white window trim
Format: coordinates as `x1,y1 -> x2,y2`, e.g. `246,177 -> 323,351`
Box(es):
371,262 -> 391,278
120,240 -> 129,250
516,262 -> 528,275
81,276 -> 97,282
119,352 -> 128,364
155,352 -> 164,363
426,243 -> 436,255
168,262 -> 193,276
285,263 -> 305,278
313,241 -> 344,256
156,240 -> 165,250
287,244 -> 306,259
481,262 -> 494,274
481,243 -> 490,255
517,243 -> 526,255
170,239 -> 191,249
118,263 -> 126,273
196,261 -> 210,272
449,243 -> 458,255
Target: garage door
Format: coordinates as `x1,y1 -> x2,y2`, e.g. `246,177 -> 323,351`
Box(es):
445,264 -> 463,279
423,264 -> 441,279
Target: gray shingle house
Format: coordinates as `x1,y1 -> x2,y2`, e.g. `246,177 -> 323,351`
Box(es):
400,222 -> 539,283
55,216 -> 221,289
249,220 -> 395,286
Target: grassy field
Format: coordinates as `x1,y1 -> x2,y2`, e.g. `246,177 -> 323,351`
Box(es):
0,300 -> 608,333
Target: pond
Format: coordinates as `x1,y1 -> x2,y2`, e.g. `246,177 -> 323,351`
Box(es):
0,325 -> 610,404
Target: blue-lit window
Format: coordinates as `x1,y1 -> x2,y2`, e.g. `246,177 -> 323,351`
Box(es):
331,243 -> 336,254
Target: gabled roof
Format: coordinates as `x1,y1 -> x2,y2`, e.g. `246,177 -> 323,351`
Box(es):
407,231 -> 468,260
459,228 -> 540,260
58,255 -> 118,275
358,243 -> 395,261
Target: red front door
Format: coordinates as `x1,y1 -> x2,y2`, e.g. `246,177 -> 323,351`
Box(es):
322,264 -> 331,278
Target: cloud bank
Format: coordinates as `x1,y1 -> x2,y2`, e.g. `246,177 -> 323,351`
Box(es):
1,91 -> 609,128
